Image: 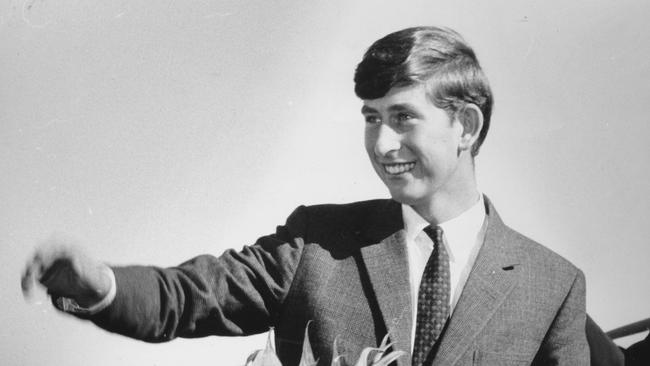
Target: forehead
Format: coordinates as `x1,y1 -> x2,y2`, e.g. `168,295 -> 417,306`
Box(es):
361,84 -> 432,113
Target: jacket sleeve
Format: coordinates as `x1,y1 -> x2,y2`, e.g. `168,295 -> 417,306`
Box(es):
533,269 -> 590,365
586,315 -> 625,366
88,206 -> 308,342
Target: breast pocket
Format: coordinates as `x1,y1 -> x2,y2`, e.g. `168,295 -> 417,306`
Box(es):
473,350 -> 531,366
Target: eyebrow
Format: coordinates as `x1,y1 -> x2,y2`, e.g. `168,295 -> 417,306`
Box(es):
360,105 -> 377,115
360,103 -> 416,115
388,103 -> 416,112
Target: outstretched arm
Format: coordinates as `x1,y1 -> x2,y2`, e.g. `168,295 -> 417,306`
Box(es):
90,233 -> 305,341
21,206 -> 308,342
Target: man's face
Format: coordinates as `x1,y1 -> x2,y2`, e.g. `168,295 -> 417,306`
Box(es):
363,84 -> 466,208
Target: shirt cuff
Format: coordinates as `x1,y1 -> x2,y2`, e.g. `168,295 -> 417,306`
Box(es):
54,267 -> 117,316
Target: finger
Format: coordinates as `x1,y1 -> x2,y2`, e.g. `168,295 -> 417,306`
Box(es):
40,258 -> 66,284
21,254 -> 44,299
22,243 -> 66,296
40,261 -> 75,297
32,240 -> 68,271
28,240 -> 75,281
21,264 -> 35,296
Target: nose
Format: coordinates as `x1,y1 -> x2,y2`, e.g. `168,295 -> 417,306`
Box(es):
372,124 -> 401,157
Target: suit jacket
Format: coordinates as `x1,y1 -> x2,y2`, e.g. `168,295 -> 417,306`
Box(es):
90,196 -> 589,365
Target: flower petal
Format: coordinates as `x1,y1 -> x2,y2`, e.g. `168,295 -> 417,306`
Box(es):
299,321 -> 318,366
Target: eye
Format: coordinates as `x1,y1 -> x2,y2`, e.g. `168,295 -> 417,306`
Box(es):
396,112 -> 413,123
364,115 -> 381,125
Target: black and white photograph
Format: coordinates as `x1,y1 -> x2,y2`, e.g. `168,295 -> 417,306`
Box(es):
1,0 -> 649,365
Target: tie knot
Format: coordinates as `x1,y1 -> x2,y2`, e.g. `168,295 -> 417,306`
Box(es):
423,225 -> 444,246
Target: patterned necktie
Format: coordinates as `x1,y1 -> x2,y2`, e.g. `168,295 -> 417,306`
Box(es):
412,226 -> 450,366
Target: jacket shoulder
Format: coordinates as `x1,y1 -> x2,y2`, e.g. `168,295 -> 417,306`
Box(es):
300,199 -> 395,218
288,199 -> 394,227
485,197 -> 581,278
505,226 -> 581,282
283,199 -> 399,245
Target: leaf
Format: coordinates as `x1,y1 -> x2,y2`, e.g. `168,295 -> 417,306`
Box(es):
243,327 -> 404,366
251,328 -> 282,366
352,334 -> 405,366
330,337 -> 345,366
353,346 -> 378,366
370,350 -> 406,366
372,334 -> 392,364
245,350 -> 262,366
378,334 -> 391,350
299,321 -> 318,366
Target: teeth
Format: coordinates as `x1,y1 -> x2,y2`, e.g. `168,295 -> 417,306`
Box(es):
384,162 -> 415,175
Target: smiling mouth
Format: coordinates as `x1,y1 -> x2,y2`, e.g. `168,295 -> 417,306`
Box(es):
383,162 -> 415,175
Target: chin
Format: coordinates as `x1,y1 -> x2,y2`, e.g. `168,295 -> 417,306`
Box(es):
387,187 -> 423,206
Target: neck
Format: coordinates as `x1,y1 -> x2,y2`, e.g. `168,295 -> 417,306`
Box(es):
413,188 -> 480,225
413,157 -> 479,225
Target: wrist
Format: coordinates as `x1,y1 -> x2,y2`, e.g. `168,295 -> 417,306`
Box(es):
55,267 -> 117,315
78,265 -> 113,307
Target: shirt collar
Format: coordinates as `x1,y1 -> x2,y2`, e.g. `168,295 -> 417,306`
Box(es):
402,194 -> 486,262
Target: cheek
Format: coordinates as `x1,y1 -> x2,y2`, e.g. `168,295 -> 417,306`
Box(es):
364,129 -> 377,154
413,146 -> 453,178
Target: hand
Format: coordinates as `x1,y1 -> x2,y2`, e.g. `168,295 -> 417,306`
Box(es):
21,235 -> 112,308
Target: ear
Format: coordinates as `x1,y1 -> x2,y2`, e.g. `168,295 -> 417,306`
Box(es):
456,104 -> 484,152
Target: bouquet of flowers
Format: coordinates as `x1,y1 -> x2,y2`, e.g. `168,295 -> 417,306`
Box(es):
244,323 -> 405,366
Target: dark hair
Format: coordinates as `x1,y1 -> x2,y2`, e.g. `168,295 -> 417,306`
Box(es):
354,26 -> 493,156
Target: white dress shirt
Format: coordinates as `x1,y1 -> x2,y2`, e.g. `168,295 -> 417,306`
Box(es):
402,195 -> 487,349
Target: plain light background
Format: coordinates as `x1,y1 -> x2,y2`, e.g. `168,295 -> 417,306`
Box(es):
1,0 -> 648,364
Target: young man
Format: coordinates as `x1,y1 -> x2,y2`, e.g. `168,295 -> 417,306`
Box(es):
22,27 -> 589,365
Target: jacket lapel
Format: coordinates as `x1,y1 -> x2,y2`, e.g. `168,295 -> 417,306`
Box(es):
357,200 -> 413,366
432,197 -> 522,366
